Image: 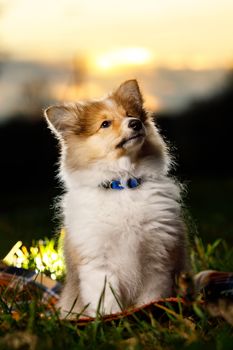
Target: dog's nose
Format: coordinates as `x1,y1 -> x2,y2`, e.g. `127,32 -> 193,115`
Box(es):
128,119 -> 142,131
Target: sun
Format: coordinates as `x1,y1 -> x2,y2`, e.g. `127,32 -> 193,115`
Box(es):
94,48 -> 153,72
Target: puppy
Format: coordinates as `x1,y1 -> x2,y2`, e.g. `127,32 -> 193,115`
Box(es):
44,80 -> 188,317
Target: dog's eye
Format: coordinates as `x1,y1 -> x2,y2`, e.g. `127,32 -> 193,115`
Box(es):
101,120 -> 112,128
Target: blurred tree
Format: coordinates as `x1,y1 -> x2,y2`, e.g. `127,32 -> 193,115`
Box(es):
62,55 -> 89,101
72,55 -> 88,87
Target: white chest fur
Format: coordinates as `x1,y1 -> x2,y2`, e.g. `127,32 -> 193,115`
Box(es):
60,176 -> 186,316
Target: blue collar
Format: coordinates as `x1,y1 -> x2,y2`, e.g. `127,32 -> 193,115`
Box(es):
101,177 -> 142,190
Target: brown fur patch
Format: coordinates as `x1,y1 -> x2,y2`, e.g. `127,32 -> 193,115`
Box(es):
112,79 -> 146,122
63,99 -> 129,170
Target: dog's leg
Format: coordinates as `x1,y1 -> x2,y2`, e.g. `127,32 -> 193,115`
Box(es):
58,277 -> 83,319
79,265 -> 121,316
136,272 -> 173,306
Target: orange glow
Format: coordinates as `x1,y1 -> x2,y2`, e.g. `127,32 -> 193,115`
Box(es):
51,82 -> 161,112
144,94 -> 161,111
51,82 -> 105,102
0,0 -> 232,117
94,48 -> 153,73
1,1 -> 233,70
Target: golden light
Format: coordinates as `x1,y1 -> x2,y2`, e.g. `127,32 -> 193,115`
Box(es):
95,48 -> 153,72
51,82 -> 105,102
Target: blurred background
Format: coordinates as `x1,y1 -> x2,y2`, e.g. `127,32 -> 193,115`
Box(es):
0,0 -> 233,257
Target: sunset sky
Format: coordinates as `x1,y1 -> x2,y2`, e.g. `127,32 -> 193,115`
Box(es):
1,0 -> 233,71
0,0 -> 233,117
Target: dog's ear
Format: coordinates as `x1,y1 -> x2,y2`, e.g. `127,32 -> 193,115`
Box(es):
113,79 -> 144,113
44,104 -> 80,136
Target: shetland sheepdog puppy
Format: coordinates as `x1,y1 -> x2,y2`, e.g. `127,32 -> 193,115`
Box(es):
44,80 -> 188,317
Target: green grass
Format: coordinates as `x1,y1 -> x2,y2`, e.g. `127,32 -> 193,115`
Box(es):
0,304 -> 232,350
0,237 -> 233,349
0,280 -> 232,350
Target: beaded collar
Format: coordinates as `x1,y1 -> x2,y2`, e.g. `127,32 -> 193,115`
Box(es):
100,177 -> 142,190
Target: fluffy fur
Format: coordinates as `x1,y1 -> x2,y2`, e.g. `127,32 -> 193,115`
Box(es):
44,79 -> 188,317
